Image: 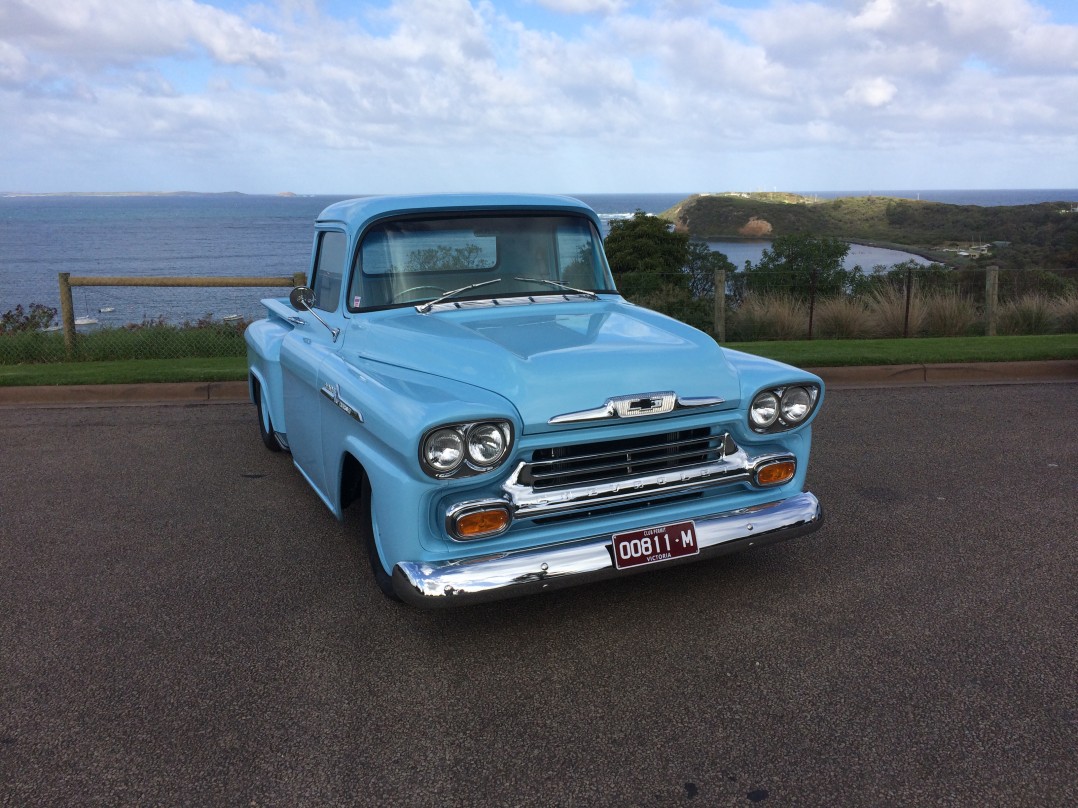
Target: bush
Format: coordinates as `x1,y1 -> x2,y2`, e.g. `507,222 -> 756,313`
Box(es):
813,297 -> 873,339
997,294 -> 1055,335
1,303 -> 58,335
729,295 -> 807,341
630,284 -> 714,333
921,292 -> 980,337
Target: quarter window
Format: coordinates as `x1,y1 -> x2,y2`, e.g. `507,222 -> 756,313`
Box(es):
312,231 -> 347,312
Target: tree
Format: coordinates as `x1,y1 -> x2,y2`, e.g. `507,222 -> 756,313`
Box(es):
684,241 -> 735,299
744,233 -> 851,298
603,211 -> 691,300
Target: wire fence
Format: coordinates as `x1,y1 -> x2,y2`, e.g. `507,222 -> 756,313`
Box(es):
2,265 -> 1077,366
0,273 -> 303,365
623,265 -> 1078,341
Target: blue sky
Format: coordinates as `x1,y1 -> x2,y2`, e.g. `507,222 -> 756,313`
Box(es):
1,0 -> 1076,194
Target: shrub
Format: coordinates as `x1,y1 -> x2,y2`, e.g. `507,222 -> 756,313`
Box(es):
1,303 -> 58,335
813,297 -> 873,339
997,293 -> 1055,335
729,294 -> 806,341
921,292 -> 980,337
631,284 -> 714,333
868,285 -> 923,337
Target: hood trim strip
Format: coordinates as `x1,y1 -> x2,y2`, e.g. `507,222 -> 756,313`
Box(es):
548,393 -> 725,425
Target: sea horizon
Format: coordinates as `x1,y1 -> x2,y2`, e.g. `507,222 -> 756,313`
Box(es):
4,188 -> 1078,207
2,189 -> 1075,325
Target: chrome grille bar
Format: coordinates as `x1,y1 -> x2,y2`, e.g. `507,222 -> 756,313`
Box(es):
525,429 -> 729,490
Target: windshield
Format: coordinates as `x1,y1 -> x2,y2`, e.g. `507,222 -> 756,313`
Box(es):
348,214 -> 616,310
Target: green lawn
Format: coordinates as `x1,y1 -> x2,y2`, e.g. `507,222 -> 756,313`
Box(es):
1,334 -> 1074,387
0,357 -> 247,387
728,333 -> 1078,367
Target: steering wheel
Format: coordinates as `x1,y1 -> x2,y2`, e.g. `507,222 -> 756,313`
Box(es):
390,285 -> 447,303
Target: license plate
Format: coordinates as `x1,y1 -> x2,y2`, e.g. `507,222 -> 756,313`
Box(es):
612,520 -> 699,570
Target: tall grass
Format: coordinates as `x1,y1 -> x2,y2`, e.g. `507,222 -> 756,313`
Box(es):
729,295 -> 807,341
921,292 -> 980,337
814,297 -> 873,339
997,294 -> 1055,336
1051,294 -> 1078,333
868,286 -> 924,338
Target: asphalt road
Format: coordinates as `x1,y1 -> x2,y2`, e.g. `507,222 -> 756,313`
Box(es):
1,384 -> 1075,806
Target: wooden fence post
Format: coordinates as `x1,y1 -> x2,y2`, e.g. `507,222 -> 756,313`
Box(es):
292,271 -> 307,288
985,265 -> 999,337
58,272 -> 77,360
713,268 -> 726,342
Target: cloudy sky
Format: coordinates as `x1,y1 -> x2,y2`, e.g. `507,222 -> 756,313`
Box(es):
1,0 -> 1076,194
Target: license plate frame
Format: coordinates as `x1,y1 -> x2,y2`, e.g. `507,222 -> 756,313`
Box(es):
612,520 -> 699,570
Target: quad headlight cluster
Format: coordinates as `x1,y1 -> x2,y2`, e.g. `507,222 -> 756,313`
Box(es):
420,420 -> 514,478
748,384 -> 820,433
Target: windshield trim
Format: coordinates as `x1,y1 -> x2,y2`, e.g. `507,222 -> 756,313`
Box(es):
345,210 -> 614,314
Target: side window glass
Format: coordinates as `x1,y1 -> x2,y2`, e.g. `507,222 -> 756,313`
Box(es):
312,231 -> 347,311
556,222 -> 598,288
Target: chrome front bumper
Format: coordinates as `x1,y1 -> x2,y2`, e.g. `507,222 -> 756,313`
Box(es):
391,491 -> 823,608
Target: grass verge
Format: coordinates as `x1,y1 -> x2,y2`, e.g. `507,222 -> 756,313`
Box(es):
726,334 -> 1078,367
0,357 -> 247,387
0,335 -> 1075,387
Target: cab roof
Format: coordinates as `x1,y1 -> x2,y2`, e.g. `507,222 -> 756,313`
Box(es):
315,193 -> 601,236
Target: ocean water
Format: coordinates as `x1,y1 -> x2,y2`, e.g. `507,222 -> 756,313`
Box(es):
2,190 -> 1074,327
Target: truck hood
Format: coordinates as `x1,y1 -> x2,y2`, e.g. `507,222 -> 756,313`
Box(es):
349,300 -> 741,432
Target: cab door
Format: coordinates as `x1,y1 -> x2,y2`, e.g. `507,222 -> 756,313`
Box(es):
280,229 -> 348,500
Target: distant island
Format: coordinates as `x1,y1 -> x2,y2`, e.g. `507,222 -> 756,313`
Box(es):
0,190 -> 301,198
662,192 -> 1078,270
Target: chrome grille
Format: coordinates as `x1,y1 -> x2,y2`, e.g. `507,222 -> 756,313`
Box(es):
521,428 -> 732,491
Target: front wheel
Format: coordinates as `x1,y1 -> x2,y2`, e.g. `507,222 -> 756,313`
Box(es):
253,380 -> 283,452
358,477 -> 401,601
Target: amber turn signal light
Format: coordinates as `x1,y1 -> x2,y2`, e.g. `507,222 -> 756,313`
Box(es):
755,459 -> 796,487
454,507 -> 511,539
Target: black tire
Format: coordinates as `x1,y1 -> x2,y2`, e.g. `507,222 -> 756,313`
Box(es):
253,380 -> 283,452
358,477 -> 401,601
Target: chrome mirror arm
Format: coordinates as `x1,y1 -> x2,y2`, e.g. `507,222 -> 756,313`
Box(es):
289,286 -> 341,342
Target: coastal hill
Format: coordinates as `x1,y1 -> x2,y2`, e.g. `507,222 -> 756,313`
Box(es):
662,192 -> 1078,269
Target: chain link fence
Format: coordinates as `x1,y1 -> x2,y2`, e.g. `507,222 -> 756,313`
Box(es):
1,274 -> 303,365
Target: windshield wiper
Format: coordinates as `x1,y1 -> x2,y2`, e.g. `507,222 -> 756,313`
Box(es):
513,277 -> 599,300
416,278 -> 503,313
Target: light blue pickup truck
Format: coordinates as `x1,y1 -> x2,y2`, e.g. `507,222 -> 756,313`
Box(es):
245,194 -> 824,607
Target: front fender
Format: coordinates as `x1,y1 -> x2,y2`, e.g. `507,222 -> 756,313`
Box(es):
317,353 -> 523,559
245,314 -> 292,438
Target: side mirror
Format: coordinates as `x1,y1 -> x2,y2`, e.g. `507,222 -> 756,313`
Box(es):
289,286 -> 315,311
287,285 -> 340,343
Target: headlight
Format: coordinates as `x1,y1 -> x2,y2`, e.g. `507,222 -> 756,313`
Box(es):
420,420 -> 514,478
749,384 -> 819,433
467,423 -> 508,467
423,428 -> 464,474
750,391 -> 780,428
780,386 -> 812,423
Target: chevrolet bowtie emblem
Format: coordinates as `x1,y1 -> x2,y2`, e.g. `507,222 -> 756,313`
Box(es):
548,392 -> 725,425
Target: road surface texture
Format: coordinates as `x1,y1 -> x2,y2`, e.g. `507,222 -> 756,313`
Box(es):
1,384 -> 1075,806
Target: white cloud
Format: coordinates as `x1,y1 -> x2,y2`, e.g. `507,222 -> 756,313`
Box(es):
532,0 -> 627,13
0,0 -> 1075,192
845,77 -> 898,108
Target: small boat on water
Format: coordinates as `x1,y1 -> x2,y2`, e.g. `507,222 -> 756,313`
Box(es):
222,314 -> 243,322
98,307 -> 115,313
74,316 -> 98,326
